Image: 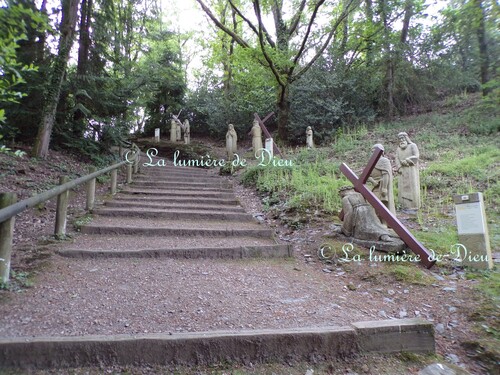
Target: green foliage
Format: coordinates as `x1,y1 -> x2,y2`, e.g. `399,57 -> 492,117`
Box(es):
0,4 -> 46,108
241,149 -> 349,214
388,264 -> 435,286
288,61 -> 376,144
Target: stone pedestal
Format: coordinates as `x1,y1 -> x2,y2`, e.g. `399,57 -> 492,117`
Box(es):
265,138 -> 274,159
154,128 -> 160,143
453,192 -> 493,269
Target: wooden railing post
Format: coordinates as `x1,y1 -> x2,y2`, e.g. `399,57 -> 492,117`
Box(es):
126,163 -> 133,184
0,193 -> 17,283
54,176 -> 70,238
86,166 -> 97,211
133,150 -> 139,174
110,169 -> 117,195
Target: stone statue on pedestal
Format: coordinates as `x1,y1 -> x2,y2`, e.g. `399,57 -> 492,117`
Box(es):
183,120 -> 190,144
368,144 -> 396,216
395,132 -> 421,210
176,121 -> 182,141
170,119 -> 177,142
306,126 -> 314,148
335,186 -> 405,252
226,124 -> 238,160
249,120 -> 263,158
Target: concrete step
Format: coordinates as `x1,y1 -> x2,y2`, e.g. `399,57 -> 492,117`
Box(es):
0,320 -> 435,369
134,173 -> 225,185
58,244 -> 291,259
58,234 -> 277,250
120,189 -> 235,199
57,234 -> 289,259
133,180 -> 231,188
81,225 -> 274,238
112,195 -> 239,206
92,208 -> 255,222
140,168 -> 213,178
131,182 -> 233,193
104,200 -> 245,212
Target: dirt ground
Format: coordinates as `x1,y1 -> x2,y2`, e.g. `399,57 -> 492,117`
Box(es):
0,145 -> 498,375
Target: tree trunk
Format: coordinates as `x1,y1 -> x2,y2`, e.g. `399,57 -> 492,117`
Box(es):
77,0 -> 92,76
380,0 -> 396,119
364,0 -> 374,66
474,0 -> 490,95
32,0 -> 80,158
277,84 -> 290,141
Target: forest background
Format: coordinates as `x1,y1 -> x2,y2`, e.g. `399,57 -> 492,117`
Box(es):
0,0 -> 498,162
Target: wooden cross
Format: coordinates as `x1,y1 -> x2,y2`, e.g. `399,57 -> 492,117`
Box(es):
340,145 -> 436,269
254,112 -> 283,157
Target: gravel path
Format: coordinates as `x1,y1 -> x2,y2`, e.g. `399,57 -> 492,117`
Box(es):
0,257 -> 370,337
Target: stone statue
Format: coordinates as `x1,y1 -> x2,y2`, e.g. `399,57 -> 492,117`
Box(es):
306,126 -> 314,148
368,144 -> 396,216
226,124 -> 238,160
395,132 -> 421,210
176,120 -> 182,141
249,120 -> 263,158
334,186 -> 405,252
170,119 -> 177,142
337,187 -> 397,242
183,119 -> 190,145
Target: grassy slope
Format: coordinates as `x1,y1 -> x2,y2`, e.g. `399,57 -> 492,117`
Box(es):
242,94 -> 500,253
239,94 -> 499,371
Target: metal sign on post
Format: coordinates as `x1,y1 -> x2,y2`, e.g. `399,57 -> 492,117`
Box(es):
453,193 -> 493,269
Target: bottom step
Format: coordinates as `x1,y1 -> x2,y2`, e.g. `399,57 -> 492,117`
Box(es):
57,245 -> 293,259
0,319 -> 434,369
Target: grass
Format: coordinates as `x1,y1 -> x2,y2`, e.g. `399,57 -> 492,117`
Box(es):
387,264 -> 436,286
241,148 -> 350,215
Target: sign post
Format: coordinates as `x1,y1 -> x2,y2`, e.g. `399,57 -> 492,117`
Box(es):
453,193 -> 493,269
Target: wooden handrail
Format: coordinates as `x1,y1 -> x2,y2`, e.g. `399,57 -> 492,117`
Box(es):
0,160 -> 126,223
0,144 -> 141,283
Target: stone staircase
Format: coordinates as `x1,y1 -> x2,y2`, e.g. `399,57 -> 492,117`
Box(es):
58,164 -> 292,259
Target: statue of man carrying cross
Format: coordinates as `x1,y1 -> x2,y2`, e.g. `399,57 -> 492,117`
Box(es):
339,145 -> 435,268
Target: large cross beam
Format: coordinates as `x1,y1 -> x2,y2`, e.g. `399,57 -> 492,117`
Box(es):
254,112 -> 283,157
340,146 -> 436,269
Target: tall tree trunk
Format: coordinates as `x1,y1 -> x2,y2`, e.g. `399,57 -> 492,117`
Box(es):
277,84 -> 290,141
474,0 -> 490,96
364,0 -> 374,66
77,0 -> 92,77
400,0 -> 412,45
380,0 -> 396,119
32,0 -> 80,158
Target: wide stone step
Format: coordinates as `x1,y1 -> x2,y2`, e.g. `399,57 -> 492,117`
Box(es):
0,320 -> 434,369
134,173 -> 225,185
58,245 -> 291,259
92,208 -> 254,222
104,200 -> 245,212
140,168 -> 213,178
131,182 -> 233,193
81,225 -> 273,238
133,180 -> 231,188
120,189 -> 235,199
57,234 -> 289,259
112,195 -> 239,206
58,234 -> 277,250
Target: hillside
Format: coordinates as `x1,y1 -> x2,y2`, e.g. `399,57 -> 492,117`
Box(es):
0,98 -> 498,374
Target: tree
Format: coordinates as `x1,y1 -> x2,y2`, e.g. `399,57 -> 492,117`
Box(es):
196,0 -> 357,141
0,3 -> 46,125
32,0 -> 80,158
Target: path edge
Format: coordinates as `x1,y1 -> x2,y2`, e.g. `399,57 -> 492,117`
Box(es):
0,319 -> 434,369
